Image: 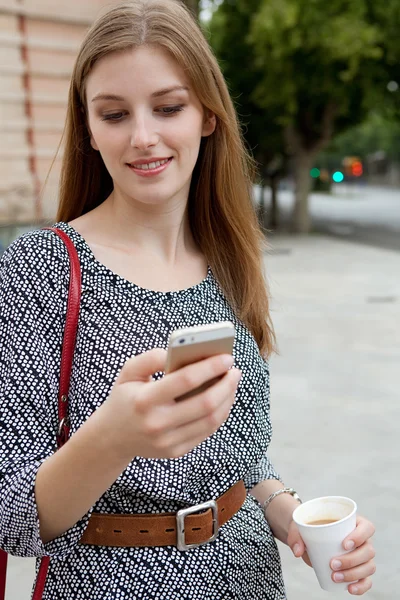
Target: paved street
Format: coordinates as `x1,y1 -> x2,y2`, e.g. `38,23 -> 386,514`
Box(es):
258,183 -> 400,252
4,231 -> 399,599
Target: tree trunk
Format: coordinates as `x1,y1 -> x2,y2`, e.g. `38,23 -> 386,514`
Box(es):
269,176 -> 279,230
291,151 -> 316,234
285,105 -> 337,235
257,181 -> 267,232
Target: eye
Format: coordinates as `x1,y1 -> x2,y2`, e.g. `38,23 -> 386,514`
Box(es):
101,112 -> 126,122
157,105 -> 184,116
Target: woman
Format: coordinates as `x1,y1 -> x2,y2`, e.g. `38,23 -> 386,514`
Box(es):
0,1 -> 375,598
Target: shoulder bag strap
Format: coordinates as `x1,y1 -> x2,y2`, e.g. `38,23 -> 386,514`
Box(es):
0,227 -> 81,600
49,227 -> 82,449
0,552 -> 6,600
32,227 -> 82,600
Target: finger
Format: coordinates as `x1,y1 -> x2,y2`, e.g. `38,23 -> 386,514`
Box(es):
135,369 -> 240,438
347,577 -> 373,595
287,522 -> 306,558
155,353 -> 234,404
343,516 -> 375,551
177,384 -> 234,444
331,542 -> 375,572
301,551 -> 312,568
161,379 -> 237,455
331,559 -> 376,584
168,368 -> 241,427
117,349 -> 167,384
171,395 -> 234,457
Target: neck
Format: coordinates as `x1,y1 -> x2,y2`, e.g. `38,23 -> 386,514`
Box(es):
89,190 -> 198,267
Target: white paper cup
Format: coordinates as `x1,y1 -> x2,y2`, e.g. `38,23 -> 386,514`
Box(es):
293,496 -> 357,592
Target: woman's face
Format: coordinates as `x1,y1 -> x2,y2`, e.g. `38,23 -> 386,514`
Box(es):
85,45 -> 216,209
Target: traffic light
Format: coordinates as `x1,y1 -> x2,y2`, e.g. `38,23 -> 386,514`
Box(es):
342,156 -> 363,178
351,161 -> 363,177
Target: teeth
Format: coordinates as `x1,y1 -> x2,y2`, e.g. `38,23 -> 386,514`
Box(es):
132,158 -> 169,170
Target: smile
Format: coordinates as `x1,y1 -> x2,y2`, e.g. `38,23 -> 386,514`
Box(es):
128,157 -> 173,177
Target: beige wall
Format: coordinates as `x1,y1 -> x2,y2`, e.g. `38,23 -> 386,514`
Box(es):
0,0 -> 120,225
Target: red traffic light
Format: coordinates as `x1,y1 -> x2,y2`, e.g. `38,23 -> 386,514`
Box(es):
351,161 -> 363,177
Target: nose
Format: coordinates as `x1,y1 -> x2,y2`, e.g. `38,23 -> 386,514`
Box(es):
130,116 -> 159,150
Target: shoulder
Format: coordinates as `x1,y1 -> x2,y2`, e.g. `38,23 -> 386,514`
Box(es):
2,226 -> 69,265
0,227 -> 70,298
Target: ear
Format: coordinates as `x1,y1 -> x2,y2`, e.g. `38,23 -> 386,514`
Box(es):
82,106 -> 99,151
90,135 -> 99,151
201,111 -> 217,138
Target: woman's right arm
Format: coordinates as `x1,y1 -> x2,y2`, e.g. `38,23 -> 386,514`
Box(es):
0,232 -> 240,551
0,232 -> 73,558
36,348 -> 240,543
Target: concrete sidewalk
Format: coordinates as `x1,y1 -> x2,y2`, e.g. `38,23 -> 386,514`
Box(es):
267,233 -> 398,599
5,233 -> 399,599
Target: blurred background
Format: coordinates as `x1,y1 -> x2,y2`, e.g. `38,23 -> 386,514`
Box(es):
0,0 -> 399,249
1,1 -> 398,598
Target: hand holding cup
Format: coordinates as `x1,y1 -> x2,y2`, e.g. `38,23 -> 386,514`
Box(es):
288,497 -> 376,594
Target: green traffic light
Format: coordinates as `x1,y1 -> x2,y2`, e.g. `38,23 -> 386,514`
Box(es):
310,168 -> 321,178
333,171 -> 344,183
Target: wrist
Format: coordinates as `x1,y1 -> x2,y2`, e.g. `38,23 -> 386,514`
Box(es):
89,400 -> 135,466
263,488 -> 302,545
263,487 -> 302,518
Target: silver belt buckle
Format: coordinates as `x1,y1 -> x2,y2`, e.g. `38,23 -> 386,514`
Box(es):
176,499 -> 219,551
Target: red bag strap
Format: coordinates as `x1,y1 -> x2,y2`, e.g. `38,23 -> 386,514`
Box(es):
0,227 -> 81,600
0,551 -> 7,600
45,228 -> 82,449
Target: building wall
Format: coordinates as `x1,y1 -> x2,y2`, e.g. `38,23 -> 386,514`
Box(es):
0,0 -> 119,225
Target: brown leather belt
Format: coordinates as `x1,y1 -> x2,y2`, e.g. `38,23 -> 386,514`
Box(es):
80,480 -> 246,551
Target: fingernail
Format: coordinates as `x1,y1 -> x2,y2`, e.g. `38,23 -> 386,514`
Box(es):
293,543 -> 301,556
222,355 -> 234,368
351,586 -> 359,594
331,559 -> 342,570
344,540 -> 355,551
334,572 -> 345,582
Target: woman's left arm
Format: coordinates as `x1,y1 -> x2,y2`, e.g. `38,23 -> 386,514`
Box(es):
251,481 -> 376,596
251,479 -> 301,543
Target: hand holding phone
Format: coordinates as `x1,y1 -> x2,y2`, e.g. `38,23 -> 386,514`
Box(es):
102,321 -> 240,460
166,321 -> 235,401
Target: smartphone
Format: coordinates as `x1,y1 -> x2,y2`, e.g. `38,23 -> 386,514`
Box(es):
165,321 -> 235,402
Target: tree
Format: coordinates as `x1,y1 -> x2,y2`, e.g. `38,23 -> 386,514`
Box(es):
211,0 -> 400,233
323,111 -> 400,165
209,0 -> 288,230
183,0 -> 200,18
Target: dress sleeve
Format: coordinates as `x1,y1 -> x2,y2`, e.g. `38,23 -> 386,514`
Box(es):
0,231 -> 92,559
243,454 -> 283,491
243,355 -> 282,491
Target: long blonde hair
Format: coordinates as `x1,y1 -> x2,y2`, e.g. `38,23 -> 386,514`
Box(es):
57,0 -> 276,357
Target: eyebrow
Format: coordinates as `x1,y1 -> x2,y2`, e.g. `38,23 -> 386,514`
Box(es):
91,86 -> 190,103
151,85 -> 189,98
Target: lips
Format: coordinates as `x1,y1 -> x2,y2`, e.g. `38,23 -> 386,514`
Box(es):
130,158 -> 170,170
127,157 -> 173,177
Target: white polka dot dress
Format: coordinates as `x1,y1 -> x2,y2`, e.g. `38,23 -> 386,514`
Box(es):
0,222 -> 286,599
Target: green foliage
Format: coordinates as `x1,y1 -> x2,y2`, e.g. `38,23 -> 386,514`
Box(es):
209,0 -> 400,231
326,112 -> 400,162
209,0 -> 285,172
249,0 -> 387,135
211,0 -> 400,144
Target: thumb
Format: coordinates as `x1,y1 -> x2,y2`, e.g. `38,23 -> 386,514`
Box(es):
287,521 -> 306,558
117,348 -> 167,384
